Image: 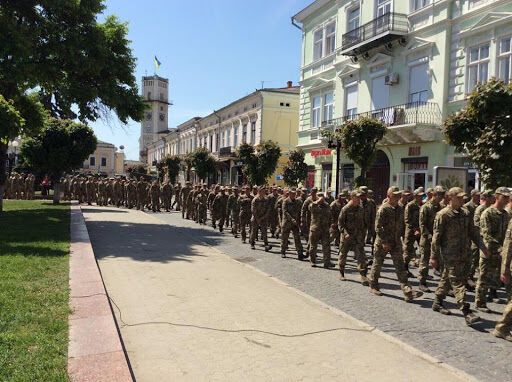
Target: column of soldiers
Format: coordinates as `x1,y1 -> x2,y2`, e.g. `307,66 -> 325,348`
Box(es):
68,177 -> 512,342
3,173 -> 35,200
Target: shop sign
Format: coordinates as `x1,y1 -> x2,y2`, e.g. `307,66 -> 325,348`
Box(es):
453,157 -> 475,168
311,148 -> 332,158
275,174 -> 283,181
405,162 -> 427,171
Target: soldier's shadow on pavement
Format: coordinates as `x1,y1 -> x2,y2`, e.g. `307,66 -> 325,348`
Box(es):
85,218 -> 225,264
81,208 -> 128,214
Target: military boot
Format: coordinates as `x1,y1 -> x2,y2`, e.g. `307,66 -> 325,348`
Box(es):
432,297 -> 451,315
281,251 -> 286,258
462,304 -> 481,326
492,329 -> 512,342
360,274 -> 369,286
369,283 -> 383,296
404,263 -> 414,279
339,271 -> 346,281
264,245 -> 272,252
419,283 -> 431,293
404,290 -> 423,303
297,252 -> 307,261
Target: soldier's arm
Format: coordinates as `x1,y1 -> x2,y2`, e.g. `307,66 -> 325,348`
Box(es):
404,204 -> 412,228
375,207 -> 388,243
501,221 -> 512,278
338,207 -> 346,232
419,205 -> 429,238
480,212 -> 499,252
431,213 -> 445,262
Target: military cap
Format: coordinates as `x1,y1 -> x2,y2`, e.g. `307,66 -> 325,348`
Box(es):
311,187 -> 318,192
480,189 -> 494,198
317,192 -> 324,197
340,189 -> 349,198
495,187 -> 511,197
252,185 -> 258,189
326,188 -> 332,193
447,187 -> 466,197
351,190 -> 362,197
414,187 -> 425,196
426,187 -> 434,194
402,189 -> 412,195
359,186 -> 369,194
289,187 -> 297,193
433,185 -> 446,195
470,189 -> 480,196
387,186 -> 402,195
368,190 -> 374,196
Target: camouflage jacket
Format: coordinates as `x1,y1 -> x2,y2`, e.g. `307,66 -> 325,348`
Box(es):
404,199 -> 421,231
375,202 -> 404,247
432,206 -> 481,263
362,199 -> 377,231
338,202 -> 364,241
330,200 -> 344,226
282,197 -> 302,226
251,196 -> 269,223
480,206 -> 510,254
212,194 -> 228,217
301,196 -> 316,227
227,193 -> 240,214
419,200 -> 440,239
500,219 -> 512,277
309,200 -> 331,231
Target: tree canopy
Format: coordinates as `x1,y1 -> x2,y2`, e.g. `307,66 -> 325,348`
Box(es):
162,155 -> 181,184
191,147 -> 216,182
322,117 -> 387,186
20,118 -> 97,202
236,141 -> 281,186
444,79 -> 512,188
283,149 -> 308,187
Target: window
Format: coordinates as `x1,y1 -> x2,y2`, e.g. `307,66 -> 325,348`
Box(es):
250,121 -> 256,144
313,22 -> 336,61
409,63 -> 429,103
89,157 -> 95,166
498,36 -> 512,84
311,95 -> 321,128
347,7 -> 360,32
467,43 -> 490,92
412,0 -> 430,11
323,92 -> 334,122
221,130 -> 226,148
242,124 -> 247,143
468,0 -> 489,9
325,22 -> 336,56
147,91 -> 151,99
226,128 -> 231,147
345,83 -> 358,118
313,29 -> 323,60
215,132 -> 220,151
234,126 -> 239,147
377,0 -> 392,17
101,157 -> 107,167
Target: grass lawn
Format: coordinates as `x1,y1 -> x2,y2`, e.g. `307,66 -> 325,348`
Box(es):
0,200 -> 70,382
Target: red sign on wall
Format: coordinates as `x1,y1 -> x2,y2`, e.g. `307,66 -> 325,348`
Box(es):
311,148 -> 332,158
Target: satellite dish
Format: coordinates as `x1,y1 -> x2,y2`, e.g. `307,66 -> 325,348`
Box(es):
119,145 -> 125,150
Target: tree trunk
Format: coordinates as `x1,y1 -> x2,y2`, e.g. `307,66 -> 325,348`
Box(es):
53,182 -> 61,204
0,142 -> 8,213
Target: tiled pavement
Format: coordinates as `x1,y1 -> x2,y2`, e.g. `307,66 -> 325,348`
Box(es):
148,210 -> 512,382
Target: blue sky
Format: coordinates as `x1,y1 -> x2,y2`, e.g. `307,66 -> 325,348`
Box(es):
92,0 -> 312,160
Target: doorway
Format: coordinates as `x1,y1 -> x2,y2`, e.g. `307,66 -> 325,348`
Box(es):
366,150 -> 390,203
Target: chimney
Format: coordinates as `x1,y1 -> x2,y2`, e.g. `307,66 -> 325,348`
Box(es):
287,81 -> 293,88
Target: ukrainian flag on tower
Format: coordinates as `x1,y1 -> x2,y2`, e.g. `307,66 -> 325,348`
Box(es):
154,56 -> 161,73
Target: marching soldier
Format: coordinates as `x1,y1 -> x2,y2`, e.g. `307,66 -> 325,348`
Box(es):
250,187 -> 272,252
469,190 -> 494,286
150,180 -> 161,212
308,192 -> 333,268
161,181 -> 172,212
329,190 -> 347,247
280,188 -> 304,259
369,186 -> 423,302
403,187 -> 425,278
238,186 -> 253,244
338,190 -> 368,284
227,187 -> 240,237
212,187 -> 228,232
181,181 -> 191,218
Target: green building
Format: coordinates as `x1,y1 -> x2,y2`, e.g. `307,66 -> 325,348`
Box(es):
292,0 -> 512,201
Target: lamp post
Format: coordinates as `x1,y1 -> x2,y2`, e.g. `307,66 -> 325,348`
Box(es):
7,140 -> 19,175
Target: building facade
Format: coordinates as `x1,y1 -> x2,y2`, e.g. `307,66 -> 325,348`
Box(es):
292,0 -> 511,200
139,75 -> 171,163
81,140 -> 125,176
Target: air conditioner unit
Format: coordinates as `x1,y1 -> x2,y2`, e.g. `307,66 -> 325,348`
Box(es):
385,73 -> 399,85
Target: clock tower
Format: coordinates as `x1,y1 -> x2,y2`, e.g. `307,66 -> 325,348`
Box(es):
139,75 -> 170,163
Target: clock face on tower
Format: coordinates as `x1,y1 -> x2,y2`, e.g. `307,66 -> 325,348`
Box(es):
159,113 -> 165,121
146,112 -> 152,121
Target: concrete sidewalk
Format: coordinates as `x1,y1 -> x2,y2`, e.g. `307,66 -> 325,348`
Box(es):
83,206 -> 471,382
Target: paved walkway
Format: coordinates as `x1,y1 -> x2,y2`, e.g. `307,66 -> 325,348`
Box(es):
83,206 -> 471,382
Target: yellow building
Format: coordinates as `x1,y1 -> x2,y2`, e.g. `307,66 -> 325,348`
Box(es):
81,140 -> 125,176
196,81 -> 300,186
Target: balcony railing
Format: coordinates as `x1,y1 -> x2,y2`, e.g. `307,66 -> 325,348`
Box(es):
322,101 -> 442,129
341,12 -> 408,56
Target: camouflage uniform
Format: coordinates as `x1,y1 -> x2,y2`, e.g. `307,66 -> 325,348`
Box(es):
267,191 -> 278,237
127,180 -> 137,209
238,192 -> 253,243
472,203 -> 489,278
301,195 -> 315,240
338,199 -> 367,279
418,198 -> 441,284
275,192 -> 286,238
197,190 -> 208,224
493,218 -> 512,339
403,198 -> 422,266
150,181 -> 161,212
369,198 -> 413,297
280,195 -> 303,257
187,187 -> 196,220
476,205 -> 510,307
250,194 -> 271,250
136,179 -> 147,210
173,184 -> 181,211
227,190 -> 240,237
308,198 -> 332,266
85,178 -> 95,205
329,198 -> 344,247
161,182 -> 172,212
180,183 -> 191,218
212,190 -> 228,231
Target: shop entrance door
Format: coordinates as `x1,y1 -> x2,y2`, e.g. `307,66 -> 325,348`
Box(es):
366,150 -> 390,203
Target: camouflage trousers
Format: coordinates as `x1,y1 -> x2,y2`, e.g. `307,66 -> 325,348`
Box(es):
197,205 -> 207,224
250,219 -> 268,246
369,243 -> 412,295
402,230 -> 419,265
187,202 -> 195,220
330,225 -> 340,247
435,261 -> 467,311
269,212 -> 278,236
467,245 -> 479,280
281,223 -> 302,255
308,228 -> 331,265
181,198 -> 187,218
151,195 -> 160,212
239,215 -> 251,242
162,195 -> 171,211
495,287 -> 512,334
475,253 -> 501,306
230,210 -> 239,235
338,235 -> 366,274
418,236 -> 432,284
137,195 -> 145,211
212,213 -> 226,230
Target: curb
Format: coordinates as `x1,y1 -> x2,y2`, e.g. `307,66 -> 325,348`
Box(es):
161,215 -> 478,382
68,203 -> 133,382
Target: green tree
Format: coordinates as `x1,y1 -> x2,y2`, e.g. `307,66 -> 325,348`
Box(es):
444,79 -> 512,188
191,147 -> 216,183
283,149 -> 308,187
20,118 -> 97,203
127,165 -> 147,180
162,155 -> 181,184
323,117 -> 387,187
0,1 -> 144,211
236,141 -> 281,186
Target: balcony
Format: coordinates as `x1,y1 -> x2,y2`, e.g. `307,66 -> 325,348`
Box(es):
341,12 -> 408,57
